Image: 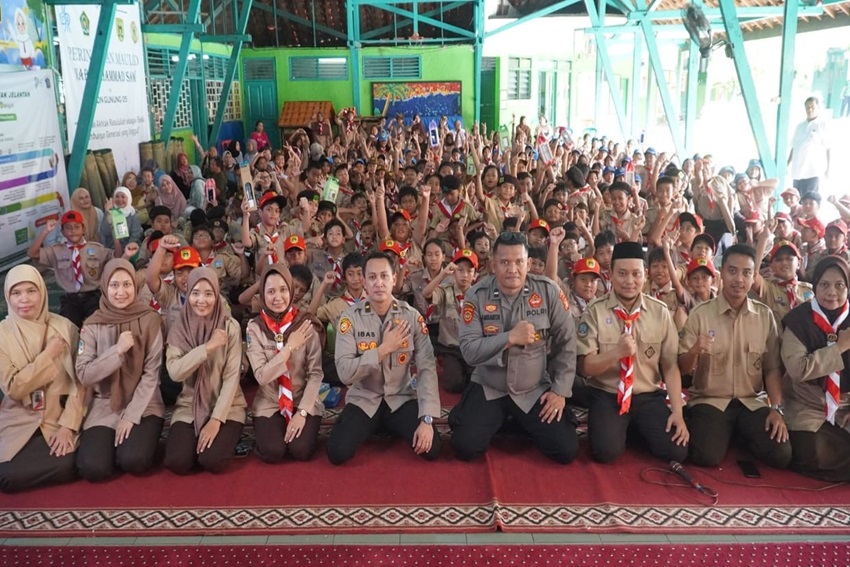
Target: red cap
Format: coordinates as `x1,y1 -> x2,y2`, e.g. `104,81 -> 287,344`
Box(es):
827,219 -> 849,235
686,257 -> 716,277
678,212 -> 703,232
173,246 -> 201,270
284,234 -> 306,252
61,210 -> 85,226
390,209 -> 412,223
451,249 -> 479,270
258,191 -> 286,210
527,219 -> 550,234
572,257 -> 601,278
379,239 -> 403,255
774,212 -> 792,223
769,239 -> 801,260
780,187 -> 800,198
744,210 -> 762,224
798,216 -> 826,239
147,236 -> 172,254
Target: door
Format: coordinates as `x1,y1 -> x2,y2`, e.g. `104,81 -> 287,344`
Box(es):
538,69 -> 557,127
479,57 -> 497,133
242,58 -> 280,150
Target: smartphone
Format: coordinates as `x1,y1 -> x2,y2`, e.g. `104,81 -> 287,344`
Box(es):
737,459 -> 761,479
244,182 -> 257,211
428,120 -> 440,147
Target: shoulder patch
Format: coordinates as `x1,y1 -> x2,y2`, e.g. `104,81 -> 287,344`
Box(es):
462,302 -> 475,324
417,314 -> 428,335
577,321 -> 589,338
77,339 -> 84,355
558,289 -> 569,311
339,317 -> 352,334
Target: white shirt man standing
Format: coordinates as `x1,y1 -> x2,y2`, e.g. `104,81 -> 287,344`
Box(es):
788,96 -> 831,199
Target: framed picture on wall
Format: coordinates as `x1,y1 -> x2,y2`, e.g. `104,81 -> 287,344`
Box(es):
372,81 -> 462,126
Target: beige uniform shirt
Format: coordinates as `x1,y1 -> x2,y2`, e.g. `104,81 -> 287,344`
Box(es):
757,279 -> 814,325
577,293 -> 677,395
600,210 -> 640,243
678,295 -> 781,411
246,318 -> 325,419
459,274 -> 576,413
0,325 -> 84,463
335,299 -> 441,419
165,317 -> 247,426
152,282 -> 186,337
780,328 -> 848,433
644,281 -> 679,313
39,242 -> 112,293
428,200 -> 481,231
76,322 -> 165,429
200,250 -> 243,293
432,282 -> 465,348
483,197 -> 522,232
409,268 -> 449,322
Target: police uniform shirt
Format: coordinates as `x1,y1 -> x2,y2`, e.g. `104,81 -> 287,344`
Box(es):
39,242 -> 112,293
678,294 -> 781,412
458,273 -> 576,413
576,293 -> 677,395
335,299 -> 441,419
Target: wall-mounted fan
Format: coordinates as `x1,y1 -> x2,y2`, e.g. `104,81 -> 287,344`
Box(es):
682,3 -> 730,73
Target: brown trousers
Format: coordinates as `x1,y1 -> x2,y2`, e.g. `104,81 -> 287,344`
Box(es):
76,415 -> 164,482
164,420 -> 243,475
253,413 -> 322,463
0,432 -> 77,493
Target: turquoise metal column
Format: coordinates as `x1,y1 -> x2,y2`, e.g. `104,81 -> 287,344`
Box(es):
640,18 -> 683,156
584,0 -> 629,139
631,31 -> 642,138
717,0 -> 776,177
348,0 -> 362,113
473,0 -> 483,124
207,0 -> 253,146
159,0 -> 203,143
774,0 -> 798,187
684,40 -> 698,156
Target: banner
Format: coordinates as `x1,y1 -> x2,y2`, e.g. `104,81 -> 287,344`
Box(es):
0,70 -> 70,270
0,0 -> 49,69
55,2 -> 150,177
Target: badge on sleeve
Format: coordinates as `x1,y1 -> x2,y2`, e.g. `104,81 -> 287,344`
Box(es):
339,317 -> 352,334
77,339 -> 84,355
484,303 -> 498,313
398,353 -> 409,365
529,293 -> 542,309
577,322 -> 589,338
417,314 -> 428,335
462,302 -> 475,324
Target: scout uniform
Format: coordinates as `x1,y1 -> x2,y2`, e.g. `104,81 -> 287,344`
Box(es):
600,209 -> 640,243
679,293 -> 791,468
451,272 -> 579,464
644,281 -> 679,313
568,257 -> 601,322
199,249 -> 243,294
307,246 -> 351,299
756,241 -> 814,326
429,198 -> 481,232
328,298 -> 442,464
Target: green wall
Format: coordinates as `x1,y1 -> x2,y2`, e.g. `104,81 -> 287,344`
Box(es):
240,45 -> 476,127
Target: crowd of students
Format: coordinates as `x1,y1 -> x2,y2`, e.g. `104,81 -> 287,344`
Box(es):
1,108 -> 849,493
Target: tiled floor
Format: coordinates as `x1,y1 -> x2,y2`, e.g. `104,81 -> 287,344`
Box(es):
2,533 -> 850,546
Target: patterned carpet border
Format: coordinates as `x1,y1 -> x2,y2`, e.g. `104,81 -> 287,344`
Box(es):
2,502 -> 850,537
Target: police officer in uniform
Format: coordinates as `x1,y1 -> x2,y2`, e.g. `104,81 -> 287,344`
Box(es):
451,232 -> 579,464
327,251 -> 442,465
576,242 -> 689,464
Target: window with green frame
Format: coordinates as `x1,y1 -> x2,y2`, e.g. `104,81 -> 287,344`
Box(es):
289,56 -> 349,80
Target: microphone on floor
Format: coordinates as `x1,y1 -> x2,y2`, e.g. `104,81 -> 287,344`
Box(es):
670,461 -> 706,494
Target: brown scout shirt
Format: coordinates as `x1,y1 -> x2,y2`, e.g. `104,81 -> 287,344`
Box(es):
335,299 -> 441,419
577,293 -> 677,396
432,282 -> 464,348
246,318 -> 325,418
39,242 -> 113,293
678,294 -> 781,411
76,321 -> 165,429
165,317 -> 247,426
757,279 -> 814,326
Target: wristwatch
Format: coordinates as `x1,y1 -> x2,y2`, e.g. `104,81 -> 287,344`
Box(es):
421,415 -> 433,425
770,403 -> 785,416
298,409 -> 308,417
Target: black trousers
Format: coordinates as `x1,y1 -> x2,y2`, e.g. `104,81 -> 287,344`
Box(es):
253,413 -> 322,463
586,388 -> 688,464
159,363 -> 183,407
686,399 -> 792,468
76,415 -> 164,482
60,290 -> 101,329
449,382 -> 579,464
164,420 -> 243,475
789,423 -> 850,482
322,352 -> 342,387
0,432 -> 77,493
326,399 -> 442,465
437,344 -> 472,394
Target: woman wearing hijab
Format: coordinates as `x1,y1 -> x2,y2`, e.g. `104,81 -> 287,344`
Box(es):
44,188 -> 105,246
75,259 -> 165,481
246,264 -> 326,463
100,187 -> 143,250
782,256 -> 850,481
0,266 -> 85,493
155,174 -> 188,224
171,152 -> 194,199
163,268 -> 246,474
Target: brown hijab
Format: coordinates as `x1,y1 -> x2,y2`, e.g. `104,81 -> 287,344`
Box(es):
167,268 -> 228,433
85,259 -> 161,412
255,263 -> 326,348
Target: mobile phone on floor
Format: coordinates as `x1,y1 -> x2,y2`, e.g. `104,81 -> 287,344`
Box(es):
737,459 -> 761,478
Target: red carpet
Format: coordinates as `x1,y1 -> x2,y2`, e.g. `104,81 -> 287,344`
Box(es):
1,543 -> 848,567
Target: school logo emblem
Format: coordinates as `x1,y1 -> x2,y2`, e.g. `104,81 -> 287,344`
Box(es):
290,236 -> 299,244
462,302 -> 475,324
529,293 -> 542,309
130,21 -> 139,43
577,322 -> 589,338
115,17 -> 124,41
181,249 -> 191,260
484,303 -> 497,313
586,258 -> 596,268
80,12 -> 90,36
339,317 -> 352,334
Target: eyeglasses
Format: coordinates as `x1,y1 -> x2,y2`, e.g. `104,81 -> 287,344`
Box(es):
495,231 -> 528,245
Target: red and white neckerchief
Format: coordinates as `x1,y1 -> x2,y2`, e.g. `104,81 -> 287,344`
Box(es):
703,181 -> 716,211
260,307 -> 298,422
455,290 -> 465,316
66,240 -> 87,291
652,284 -> 671,302
201,253 -> 215,268
438,198 -> 464,220
600,270 -> 612,293
679,248 -> 691,265
341,291 -> 365,305
398,241 -> 412,267
810,298 -> 849,424
613,305 -> 641,415
261,228 -> 280,265
773,278 -> 799,309
213,241 -> 228,252
497,200 -> 512,218
149,273 -> 174,313
327,252 -> 343,286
